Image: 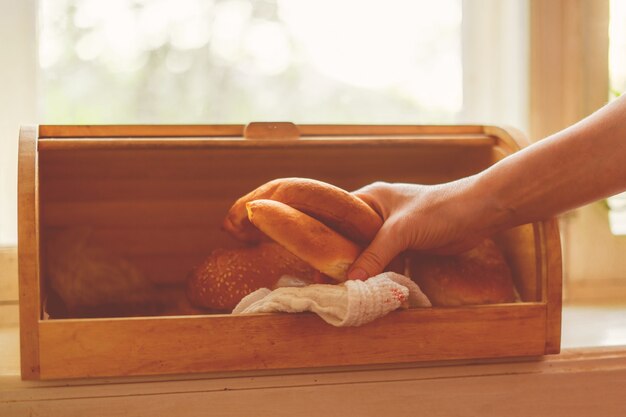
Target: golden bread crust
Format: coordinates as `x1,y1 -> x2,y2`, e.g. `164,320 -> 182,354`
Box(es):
186,242 -> 317,311
246,199 -> 362,281
223,178 -> 382,244
410,239 -> 516,306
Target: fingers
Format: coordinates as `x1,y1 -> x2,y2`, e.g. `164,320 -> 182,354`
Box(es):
353,192 -> 384,218
347,221 -> 404,279
352,182 -> 392,219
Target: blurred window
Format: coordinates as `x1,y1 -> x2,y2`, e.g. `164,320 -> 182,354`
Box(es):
40,0 -> 463,124
608,0 -> 626,235
39,0 -> 527,126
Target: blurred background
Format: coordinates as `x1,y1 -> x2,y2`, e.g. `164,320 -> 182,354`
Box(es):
1,0 -> 626,347
38,0 -> 468,125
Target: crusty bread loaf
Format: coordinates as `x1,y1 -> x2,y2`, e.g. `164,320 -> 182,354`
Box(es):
45,228 -> 207,318
246,199 -> 362,282
186,242 -> 318,311
409,239 -> 516,306
45,228 -> 166,318
223,178 -> 383,244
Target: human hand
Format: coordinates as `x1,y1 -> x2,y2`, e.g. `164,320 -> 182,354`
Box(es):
347,179 -> 492,280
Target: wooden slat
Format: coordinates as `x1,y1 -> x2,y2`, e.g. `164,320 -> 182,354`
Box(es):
17,126 -> 41,379
300,124 -> 487,136
37,304 -> 546,379
39,178 -> 243,202
36,135 -> 495,151
541,218 -> 563,354
38,146 -> 493,180
38,174 -> 467,202
38,124 -> 487,139
39,125 -> 244,138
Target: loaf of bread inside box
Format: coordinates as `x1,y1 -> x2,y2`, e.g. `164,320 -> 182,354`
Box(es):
410,239 -> 517,306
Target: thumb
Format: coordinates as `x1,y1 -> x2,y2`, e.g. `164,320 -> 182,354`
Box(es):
347,224 -> 403,280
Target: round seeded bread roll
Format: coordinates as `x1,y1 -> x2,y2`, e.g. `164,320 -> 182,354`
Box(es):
246,199 -> 362,281
409,238 -> 516,306
186,242 -> 318,311
223,177 -> 383,244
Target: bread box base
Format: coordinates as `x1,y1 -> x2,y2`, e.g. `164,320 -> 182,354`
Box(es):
18,124 -> 562,380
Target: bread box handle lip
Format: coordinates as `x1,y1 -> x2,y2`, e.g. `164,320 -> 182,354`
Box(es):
244,122 -> 300,140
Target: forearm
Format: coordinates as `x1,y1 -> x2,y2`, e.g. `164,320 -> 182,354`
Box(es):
470,94 -> 626,232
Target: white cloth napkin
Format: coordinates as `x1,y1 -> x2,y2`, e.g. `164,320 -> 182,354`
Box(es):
232,272 -> 431,327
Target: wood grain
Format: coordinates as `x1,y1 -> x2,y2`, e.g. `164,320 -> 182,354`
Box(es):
37,146 -> 493,180
38,124 -> 487,138
17,126 -> 41,379
37,304 -> 546,379
37,135 -> 495,151
541,218 -> 563,354
39,125 -> 244,138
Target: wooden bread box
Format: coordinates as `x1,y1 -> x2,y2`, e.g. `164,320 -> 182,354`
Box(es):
18,123 -> 562,380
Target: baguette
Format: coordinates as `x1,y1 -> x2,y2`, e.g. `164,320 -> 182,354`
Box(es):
246,199 -> 362,281
223,178 -> 382,244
